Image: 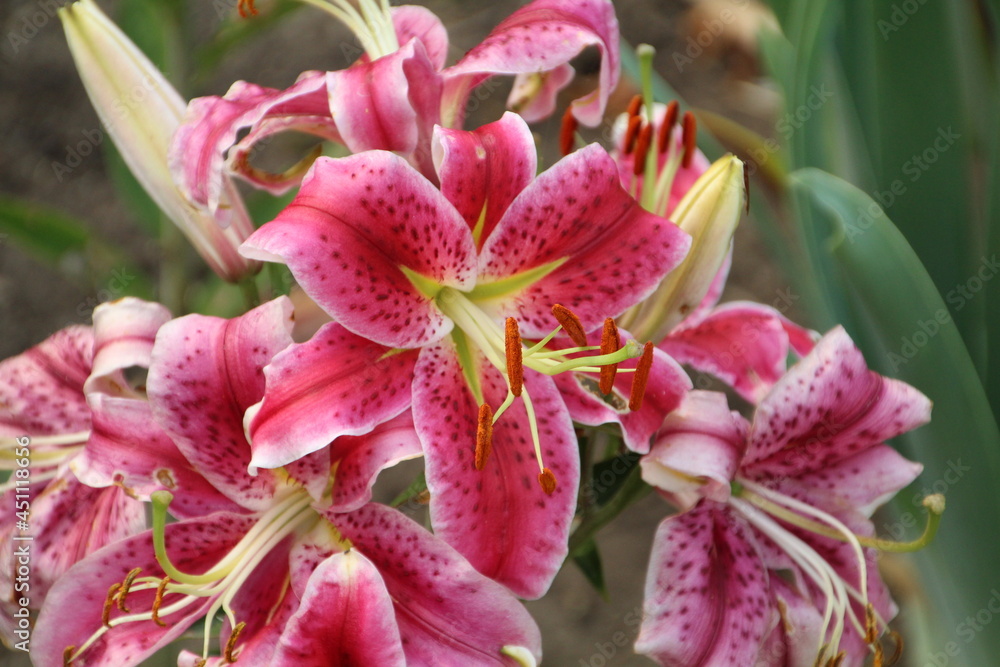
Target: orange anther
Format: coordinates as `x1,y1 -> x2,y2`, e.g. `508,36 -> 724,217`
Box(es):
151,577 -> 170,627
102,582 -> 121,627
117,567 -> 143,613
63,646 -> 77,666
538,468 -> 557,495
623,115 -> 642,155
237,0 -> 258,18
225,621 -> 247,663
505,317 -> 524,397
633,123 -> 653,176
629,342 -> 655,411
551,304 -> 587,347
658,100 -> 679,154
560,108 -> 579,156
626,94 -> 643,119
681,112 -> 698,169
475,404 -> 494,471
599,318 -> 620,395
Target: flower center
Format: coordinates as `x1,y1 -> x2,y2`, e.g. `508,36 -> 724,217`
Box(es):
434,288 -> 649,494
62,488 -> 323,666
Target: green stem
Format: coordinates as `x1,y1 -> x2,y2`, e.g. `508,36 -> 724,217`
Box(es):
569,462 -> 652,556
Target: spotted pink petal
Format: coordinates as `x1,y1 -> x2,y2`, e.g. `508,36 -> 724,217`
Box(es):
170,72 -> 337,212
432,112 -> 536,243
413,341 -> 577,599
478,144 -> 691,338
636,503 -> 774,667
146,298 -> 294,511
507,63 -> 575,123
642,391 -> 747,509
328,412 -> 422,513
744,326 -> 932,479
241,152 -> 478,348
86,297 -> 172,397
32,512 -> 257,667
554,330 -> 691,454
247,322 -> 419,472
272,549 -> 406,667
327,40 -> 442,179
333,503 -> 543,665
443,0 -> 619,127
74,394 -> 238,519
757,578 -> 824,667
391,5 -> 449,71
0,325 -> 92,438
662,301 -> 817,404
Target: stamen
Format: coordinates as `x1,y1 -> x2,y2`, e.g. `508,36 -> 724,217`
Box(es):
475,403 -> 494,471
237,0 -> 258,17
626,94 -> 643,119
657,100 -> 679,154
505,317 -> 524,397
551,304 -> 588,347
632,124 -> 653,177
151,577 -> 170,627
623,115 -> 642,155
102,582 -> 121,627
117,567 -> 143,612
559,108 -> 578,156
538,468 -> 557,495
225,621 -> 247,663
628,342 -> 654,410
681,112 -> 697,169
598,318 -> 620,394
63,646 -> 76,667
886,631 -> 903,665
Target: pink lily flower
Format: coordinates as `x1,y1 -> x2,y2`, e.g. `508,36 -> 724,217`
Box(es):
635,326 -> 934,666
33,297 -> 541,667
240,112 -> 690,597
0,298 -> 177,647
170,0 -> 619,215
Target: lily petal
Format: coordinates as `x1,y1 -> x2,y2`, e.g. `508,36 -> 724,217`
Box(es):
86,297 -> 172,397
391,5 -> 449,71
246,321 -> 419,471
432,112 -> 537,243
241,152 -> 478,348
334,503 -> 543,665
413,341 -> 577,599
478,144 -> 690,338
146,299 -> 295,510
745,326 -> 932,479
636,503 -> 773,667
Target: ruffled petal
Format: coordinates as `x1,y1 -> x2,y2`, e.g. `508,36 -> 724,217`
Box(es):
272,550 -> 406,667
246,322 -> 418,471
86,297 -> 171,397
478,144 -> 690,338
241,152 -> 478,348
170,72 -> 338,212
443,0 -> 619,127
432,112 -> 536,243
146,299 -> 295,511
32,512 -> 256,667
744,326 -> 932,479
636,503 -> 774,667
334,503 -> 543,665
507,64 -> 575,123
662,301 -> 817,404
391,5 -> 449,71
413,341 -> 577,599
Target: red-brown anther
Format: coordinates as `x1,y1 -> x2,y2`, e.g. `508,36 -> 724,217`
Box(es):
623,115 -> 643,155
117,567 -> 143,613
102,582 -> 121,627
151,577 -> 170,627
629,342 -> 655,411
559,107 -> 578,156
237,0 -> 258,18
475,403 -> 494,471
505,317 -> 524,397
626,94 -> 643,119
63,646 -> 77,667
681,112 -> 697,169
658,100 -> 679,154
538,468 -> 557,495
225,621 -> 247,663
633,123 -> 653,177
599,318 -> 620,395
551,304 -> 588,347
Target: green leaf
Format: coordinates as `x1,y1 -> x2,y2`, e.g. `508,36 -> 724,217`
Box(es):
792,168 -> 1000,665
571,539 -> 608,599
0,196 -> 90,263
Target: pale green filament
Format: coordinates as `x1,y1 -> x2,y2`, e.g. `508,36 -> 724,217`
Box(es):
296,0 -> 398,60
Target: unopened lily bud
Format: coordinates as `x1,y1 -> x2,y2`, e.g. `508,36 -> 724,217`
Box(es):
59,0 -> 258,282
634,154 -> 744,340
